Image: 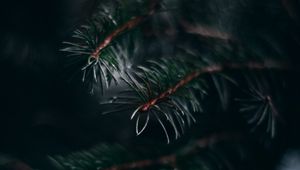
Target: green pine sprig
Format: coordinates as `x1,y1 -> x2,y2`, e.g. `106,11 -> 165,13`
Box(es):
61,0 -> 161,94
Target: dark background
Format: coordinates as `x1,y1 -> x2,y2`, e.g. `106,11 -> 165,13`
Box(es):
0,0 -> 104,156
0,0 -> 300,169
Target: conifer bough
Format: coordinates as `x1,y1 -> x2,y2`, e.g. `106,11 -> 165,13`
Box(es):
63,0 -> 292,143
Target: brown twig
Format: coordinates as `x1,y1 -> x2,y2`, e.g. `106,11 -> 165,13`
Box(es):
91,0 -> 159,59
102,132 -> 242,170
180,20 -> 232,41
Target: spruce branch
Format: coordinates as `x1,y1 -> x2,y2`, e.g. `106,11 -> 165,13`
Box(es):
62,0 -> 161,93
90,0 -> 159,59
103,132 -> 241,170
48,132 -> 243,170
61,0 -> 293,143
102,56 -> 289,143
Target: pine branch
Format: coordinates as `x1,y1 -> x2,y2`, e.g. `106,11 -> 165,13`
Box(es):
90,0 -> 159,59
105,57 -> 289,143
136,60 -> 287,113
102,132 -> 241,170
61,0 -> 293,143
48,132 -> 244,170
61,0 -> 161,93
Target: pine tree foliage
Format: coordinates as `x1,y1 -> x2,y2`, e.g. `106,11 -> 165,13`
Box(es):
62,0 -> 292,142
54,0 -> 300,169
105,57 -> 208,143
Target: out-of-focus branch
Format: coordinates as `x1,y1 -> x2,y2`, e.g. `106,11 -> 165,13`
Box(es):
103,132 -> 242,170
180,20 -> 232,41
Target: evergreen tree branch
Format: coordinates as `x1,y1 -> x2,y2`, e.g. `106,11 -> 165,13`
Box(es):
137,60 -> 288,113
61,0 -> 163,93
102,132 -> 242,170
90,0 -> 159,59
48,132 -> 244,170
115,59 -> 289,142
61,0 -> 294,143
